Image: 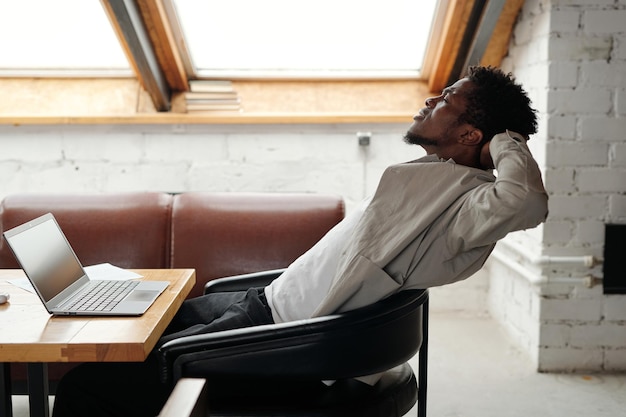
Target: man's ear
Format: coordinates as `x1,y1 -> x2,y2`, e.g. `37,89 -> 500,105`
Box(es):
459,127 -> 483,146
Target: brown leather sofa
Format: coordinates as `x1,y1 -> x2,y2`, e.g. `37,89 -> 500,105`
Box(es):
0,191 -> 345,393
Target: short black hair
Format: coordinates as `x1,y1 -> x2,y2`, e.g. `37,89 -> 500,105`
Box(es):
460,66 -> 538,141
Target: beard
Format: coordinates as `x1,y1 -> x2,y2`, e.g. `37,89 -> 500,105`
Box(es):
403,130 -> 438,146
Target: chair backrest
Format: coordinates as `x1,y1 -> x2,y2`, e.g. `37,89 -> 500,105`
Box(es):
280,288 -> 429,380
161,289 -> 429,382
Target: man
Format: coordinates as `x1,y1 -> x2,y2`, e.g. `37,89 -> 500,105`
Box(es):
52,66 -> 548,417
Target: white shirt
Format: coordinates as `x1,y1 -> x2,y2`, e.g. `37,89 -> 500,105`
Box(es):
265,196 -> 371,323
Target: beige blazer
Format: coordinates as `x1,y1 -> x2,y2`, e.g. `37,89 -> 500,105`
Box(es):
313,131 -> 548,317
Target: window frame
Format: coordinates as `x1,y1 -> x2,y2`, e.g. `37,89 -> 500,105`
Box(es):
0,0 -> 524,124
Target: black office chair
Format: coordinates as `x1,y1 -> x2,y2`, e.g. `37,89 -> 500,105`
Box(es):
158,269 -> 429,417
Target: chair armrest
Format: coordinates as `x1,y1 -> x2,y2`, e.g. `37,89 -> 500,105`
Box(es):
158,289 -> 428,385
157,378 -> 207,417
203,268 -> 286,294
158,315 -> 340,384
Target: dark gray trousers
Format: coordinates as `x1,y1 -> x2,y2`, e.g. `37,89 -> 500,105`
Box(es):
52,288 -> 274,417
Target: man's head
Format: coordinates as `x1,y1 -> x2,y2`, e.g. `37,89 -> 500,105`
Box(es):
405,66 -> 537,167
460,66 -> 537,140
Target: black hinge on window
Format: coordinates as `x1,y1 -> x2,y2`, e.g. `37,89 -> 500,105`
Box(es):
603,224 -> 626,294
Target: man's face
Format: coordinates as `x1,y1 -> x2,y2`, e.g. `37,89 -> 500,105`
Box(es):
405,77 -> 475,150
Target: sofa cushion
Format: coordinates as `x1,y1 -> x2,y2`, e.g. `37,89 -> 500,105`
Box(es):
170,192 -> 345,298
0,192 -> 173,270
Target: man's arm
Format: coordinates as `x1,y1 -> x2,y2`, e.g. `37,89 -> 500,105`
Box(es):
480,130 -> 529,170
447,130 -> 548,253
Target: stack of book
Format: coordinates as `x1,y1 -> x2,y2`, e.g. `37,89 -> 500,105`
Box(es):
177,80 -> 241,112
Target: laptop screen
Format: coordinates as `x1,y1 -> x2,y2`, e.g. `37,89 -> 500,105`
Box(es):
4,214 -> 85,302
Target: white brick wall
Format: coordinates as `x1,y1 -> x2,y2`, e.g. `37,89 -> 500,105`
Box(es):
581,117 -> 626,141
0,123 -> 421,213
493,0 -> 626,372
582,9 -> 626,33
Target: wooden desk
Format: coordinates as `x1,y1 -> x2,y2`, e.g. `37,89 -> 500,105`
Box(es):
0,268 -> 195,417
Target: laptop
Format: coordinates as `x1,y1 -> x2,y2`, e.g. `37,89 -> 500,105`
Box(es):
2,212 -> 169,316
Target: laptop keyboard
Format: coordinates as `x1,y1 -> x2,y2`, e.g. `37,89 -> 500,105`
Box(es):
65,280 -> 140,312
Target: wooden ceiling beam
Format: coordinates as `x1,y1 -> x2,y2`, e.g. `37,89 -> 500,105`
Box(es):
100,0 -> 171,111
428,0 -> 479,93
480,0 -> 526,67
135,0 -> 189,92
427,0 -> 525,93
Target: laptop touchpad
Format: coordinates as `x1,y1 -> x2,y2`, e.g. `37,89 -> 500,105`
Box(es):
126,291 -> 159,302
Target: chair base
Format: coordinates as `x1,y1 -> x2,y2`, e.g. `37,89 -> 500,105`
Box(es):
203,363 -> 417,417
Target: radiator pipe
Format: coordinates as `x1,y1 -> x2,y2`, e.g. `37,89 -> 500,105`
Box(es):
491,239 -> 603,288
496,239 -> 602,268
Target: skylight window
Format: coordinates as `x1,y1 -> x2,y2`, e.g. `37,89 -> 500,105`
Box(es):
171,0 -> 439,79
0,0 -> 131,77
0,0 -> 440,80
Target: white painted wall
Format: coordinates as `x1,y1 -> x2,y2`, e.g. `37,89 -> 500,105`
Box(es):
0,123 -> 423,212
